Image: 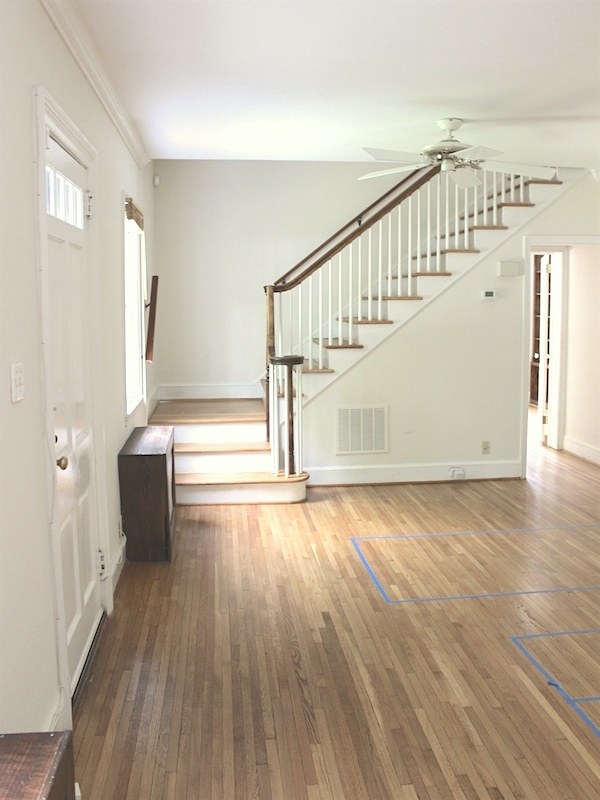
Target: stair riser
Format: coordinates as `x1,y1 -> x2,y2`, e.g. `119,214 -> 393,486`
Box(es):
175,451 -> 272,473
176,481 -> 307,505
173,420 -> 266,444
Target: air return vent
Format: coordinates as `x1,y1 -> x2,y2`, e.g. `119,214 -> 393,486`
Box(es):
337,406 -> 388,455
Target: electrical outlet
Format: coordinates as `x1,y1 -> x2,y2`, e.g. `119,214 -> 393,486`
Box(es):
481,440 -> 490,455
449,467 -> 466,479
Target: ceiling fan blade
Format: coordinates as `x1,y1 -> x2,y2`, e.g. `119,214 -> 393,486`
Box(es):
358,163 -> 426,181
363,147 -> 425,163
450,167 -> 481,189
483,160 -> 557,180
454,145 -> 504,161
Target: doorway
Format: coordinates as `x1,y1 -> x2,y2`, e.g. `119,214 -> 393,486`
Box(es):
36,90 -> 106,726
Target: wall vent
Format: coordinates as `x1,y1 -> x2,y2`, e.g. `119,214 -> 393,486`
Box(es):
337,406 -> 388,455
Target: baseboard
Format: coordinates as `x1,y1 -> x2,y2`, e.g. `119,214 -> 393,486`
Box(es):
156,382 -> 263,400
305,459 -> 523,485
110,534 -> 127,589
563,436 -> 600,466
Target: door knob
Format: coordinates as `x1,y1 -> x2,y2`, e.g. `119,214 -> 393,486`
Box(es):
56,456 -> 69,470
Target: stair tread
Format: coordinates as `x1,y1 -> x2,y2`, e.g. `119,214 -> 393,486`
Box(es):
150,398 -> 265,425
374,295 -> 424,301
316,339 -> 364,349
175,441 -> 269,454
412,272 -> 452,278
302,367 -> 335,374
177,471 -> 309,486
340,317 -> 394,325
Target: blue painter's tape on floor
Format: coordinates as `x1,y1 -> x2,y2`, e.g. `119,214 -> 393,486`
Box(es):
511,629 -> 600,739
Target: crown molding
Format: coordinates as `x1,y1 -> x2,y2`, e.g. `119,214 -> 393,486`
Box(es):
39,0 -> 150,168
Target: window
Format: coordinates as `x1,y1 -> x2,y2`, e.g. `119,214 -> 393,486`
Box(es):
45,164 -> 84,229
124,198 -> 146,414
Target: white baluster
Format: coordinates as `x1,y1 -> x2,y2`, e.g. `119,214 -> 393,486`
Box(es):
445,175 -> 450,256
328,258 -> 333,346
337,252 -> 343,345
407,196 -> 413,296
318,269 -> 324,370
463,188 -> 469,249
367,227 -> 373,321
348,243 -> 353,344
377,219 -> 383,319
416,189 -> 421,277
283,367 -> 289,478
297,283 -> 302,357
492,171 -> 498,226
357,236 -> 363,322
388,210 -> 393,297
454,183 -> 460,250
436,173 -> 441,273
307,275 -> 313,370
295,367 -> 303,475
270,362 -> 278,474
426,182 -> 432,273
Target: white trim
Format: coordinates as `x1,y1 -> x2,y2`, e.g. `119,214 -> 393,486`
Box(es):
305,460 -> 522,485
38,0 -> 150,168
521,234 -> 600,475
35,89 -> 112,714
563,437 -> 600,466
156,382 -> 264,400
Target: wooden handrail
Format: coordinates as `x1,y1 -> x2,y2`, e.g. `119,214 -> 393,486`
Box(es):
273,169 -> 427,287
273,165 -> 439,293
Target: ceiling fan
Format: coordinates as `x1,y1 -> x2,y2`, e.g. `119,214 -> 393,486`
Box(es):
360,118 -> 557,188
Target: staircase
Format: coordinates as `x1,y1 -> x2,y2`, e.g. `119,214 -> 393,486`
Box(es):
153,166 -> 582,504
149,398 -> 308,504
266,168 -> 580,407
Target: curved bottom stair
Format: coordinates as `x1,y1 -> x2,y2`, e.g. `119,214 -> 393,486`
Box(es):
149,398 -> 308,504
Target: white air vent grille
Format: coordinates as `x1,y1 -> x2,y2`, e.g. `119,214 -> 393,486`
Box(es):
337,406 -> 388,454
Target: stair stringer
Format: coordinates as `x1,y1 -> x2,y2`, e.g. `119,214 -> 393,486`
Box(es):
301,169 -> 587,408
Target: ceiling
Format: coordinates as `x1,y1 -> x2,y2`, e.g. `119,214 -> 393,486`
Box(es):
73,0 -> 600,169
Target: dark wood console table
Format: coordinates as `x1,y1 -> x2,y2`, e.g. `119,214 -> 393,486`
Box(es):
0,731 -> 75,799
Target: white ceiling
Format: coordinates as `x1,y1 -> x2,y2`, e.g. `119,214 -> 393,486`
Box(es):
74,0 -> 600,168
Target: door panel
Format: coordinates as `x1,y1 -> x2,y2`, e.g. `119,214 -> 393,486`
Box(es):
46,137 -> 102,691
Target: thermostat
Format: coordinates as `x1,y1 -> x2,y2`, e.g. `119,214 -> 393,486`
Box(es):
481,289 -> 497,300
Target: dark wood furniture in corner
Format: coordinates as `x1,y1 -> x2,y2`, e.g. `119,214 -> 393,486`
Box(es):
0,731 -> 75,799
118,425 -> 176,562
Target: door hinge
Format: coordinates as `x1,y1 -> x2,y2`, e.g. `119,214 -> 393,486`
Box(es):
96,548 -> 107,579
85,190 -> 93,219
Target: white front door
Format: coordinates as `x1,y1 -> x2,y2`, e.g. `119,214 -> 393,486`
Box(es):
45,134 -> 103,693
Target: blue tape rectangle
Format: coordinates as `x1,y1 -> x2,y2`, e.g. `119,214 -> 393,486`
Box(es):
351,523 -> 600,604
511,629 -> 600,738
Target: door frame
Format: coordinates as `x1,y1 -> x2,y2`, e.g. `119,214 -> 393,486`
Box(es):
521,234 -> 600,475
35,88 -> 111,728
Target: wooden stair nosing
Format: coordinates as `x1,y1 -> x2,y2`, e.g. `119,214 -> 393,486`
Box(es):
174,441 -> 270,455
339,316 -> 394,325
412,272 -> 452,278
176,470 -> 309,487
313,338 -> 364,350
413,248 -> 479,259
369,294 -> 424,301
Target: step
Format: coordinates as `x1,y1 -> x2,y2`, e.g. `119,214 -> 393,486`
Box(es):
176,471 -> 309,504
339,317 -> 394,325
174,441 -> 271,473
316,338 -> 364,350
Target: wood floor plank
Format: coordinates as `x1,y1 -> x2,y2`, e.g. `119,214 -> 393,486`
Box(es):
74,438 -> 600,799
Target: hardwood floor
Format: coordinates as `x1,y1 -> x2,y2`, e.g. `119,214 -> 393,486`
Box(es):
74,443 -> 600,799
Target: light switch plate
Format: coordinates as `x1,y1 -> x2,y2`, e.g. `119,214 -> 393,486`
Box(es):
11,362 -> 25,402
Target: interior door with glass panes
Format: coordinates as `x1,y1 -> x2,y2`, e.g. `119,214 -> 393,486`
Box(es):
45,134 -> 103,693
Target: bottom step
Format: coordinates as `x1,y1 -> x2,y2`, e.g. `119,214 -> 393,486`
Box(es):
176,471 -> 309,505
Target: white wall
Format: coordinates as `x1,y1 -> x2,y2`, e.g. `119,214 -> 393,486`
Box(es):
303,174 -> 600,483
0,0 -> 153,731
564,245 -> 600,463
153,159 -> 402,396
